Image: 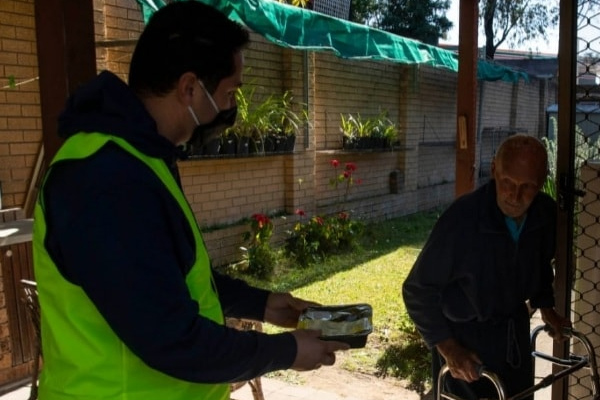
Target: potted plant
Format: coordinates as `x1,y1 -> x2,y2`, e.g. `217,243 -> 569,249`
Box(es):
340,113 -> 358,149
270,91 -> 308,153
340,113 -> 374,149
249,93 -> 278,154
371,111 -> 398,149
354,114 -> 374,149
224,86 -> 260,155
224,86 -> 308,156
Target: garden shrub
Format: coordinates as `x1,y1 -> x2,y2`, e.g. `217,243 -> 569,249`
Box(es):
376,313 -> 431,395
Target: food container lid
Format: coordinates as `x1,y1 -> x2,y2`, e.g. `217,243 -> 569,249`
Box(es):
297,304 -> 373,348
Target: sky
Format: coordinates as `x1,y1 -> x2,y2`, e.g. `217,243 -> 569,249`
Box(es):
438,0 -> 560,55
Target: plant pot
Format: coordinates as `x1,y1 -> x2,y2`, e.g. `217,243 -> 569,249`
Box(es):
264,135 -> 277,153
237,136 -> 250,155
202,138 -> 221,156
221,134 -> 237,155
284,135 -> 296,152
274,135 -> 288,152
250,138 -> 264,154
356,137 -> 372,149
343,136 -> 357,150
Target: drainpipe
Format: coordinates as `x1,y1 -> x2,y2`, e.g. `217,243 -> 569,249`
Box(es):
303,51 -> 309,149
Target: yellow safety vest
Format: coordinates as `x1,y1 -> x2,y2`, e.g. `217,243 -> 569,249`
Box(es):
32,132 -> 228,400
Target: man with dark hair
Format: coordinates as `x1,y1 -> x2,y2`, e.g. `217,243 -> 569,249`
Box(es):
403,134 -> 571,400
32,2 -> 348,400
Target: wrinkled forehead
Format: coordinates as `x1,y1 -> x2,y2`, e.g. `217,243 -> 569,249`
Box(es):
496,148 -> 547,183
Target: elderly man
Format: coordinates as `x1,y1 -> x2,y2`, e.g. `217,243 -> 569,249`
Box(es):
403,134 -> 571,400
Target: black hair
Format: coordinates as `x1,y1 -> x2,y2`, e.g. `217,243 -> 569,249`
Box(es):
128,1 -> 249,97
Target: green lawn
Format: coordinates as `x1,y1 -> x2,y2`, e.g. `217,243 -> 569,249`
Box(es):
226,209 -> 441,385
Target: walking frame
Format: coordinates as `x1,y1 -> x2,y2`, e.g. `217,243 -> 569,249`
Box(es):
437,325 -> 600,400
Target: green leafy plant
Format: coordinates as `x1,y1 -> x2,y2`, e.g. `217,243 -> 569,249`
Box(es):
270,91 -> 309,137
375,312 -> 431,395
285,211 -> 363,267
371,110 -> 399,148
543,116 -> 600,200
541,136 -> 557,199
340,111 -> 398,149
286,160 -> 364,266
340,113 -> 373,138
329,159 -> 361,209
240,213 -> 276,279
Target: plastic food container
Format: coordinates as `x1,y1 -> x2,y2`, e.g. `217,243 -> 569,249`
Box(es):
297,303 -> 373,348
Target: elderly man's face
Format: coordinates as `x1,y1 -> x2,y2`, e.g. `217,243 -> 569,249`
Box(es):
491,153 -> 545,222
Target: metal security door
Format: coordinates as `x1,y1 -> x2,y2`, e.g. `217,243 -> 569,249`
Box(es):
555,1 -> 600,399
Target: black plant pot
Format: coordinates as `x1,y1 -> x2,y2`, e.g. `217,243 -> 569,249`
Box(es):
274,135 -> 288,152
356,137 -> 372,149
202,138 -> 221,156
284,135 -> 296,152
221,135 -> 237,155
250,138 -> 264,154
237,136 -> 250,155
264,135 -> 277,153
343,136 -> 357,150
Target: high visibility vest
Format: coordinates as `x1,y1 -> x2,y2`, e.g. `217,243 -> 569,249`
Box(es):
33,132 -> 228,400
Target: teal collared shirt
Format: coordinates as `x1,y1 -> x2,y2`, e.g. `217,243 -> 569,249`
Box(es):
505,215 -> 527,242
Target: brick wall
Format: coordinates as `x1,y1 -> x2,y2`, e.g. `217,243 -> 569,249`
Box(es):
94,0 -> 144,79
0,0 -> 558,267
0,0 -> 40,211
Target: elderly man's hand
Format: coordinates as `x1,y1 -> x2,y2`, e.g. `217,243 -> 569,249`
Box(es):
436,338 -> 483,383
540,307 -> 572,342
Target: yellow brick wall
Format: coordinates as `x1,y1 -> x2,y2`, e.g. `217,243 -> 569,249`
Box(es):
0,0 -> 40,210
0,0 -> 558,265
94,0 -> 143,80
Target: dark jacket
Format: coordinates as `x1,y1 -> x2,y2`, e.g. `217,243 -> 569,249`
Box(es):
41,71 -> 296,383
402,180 -> 556,349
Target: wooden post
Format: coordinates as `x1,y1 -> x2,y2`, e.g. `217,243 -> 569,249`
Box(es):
34,0 -> 96,162
455,0 -> 479,197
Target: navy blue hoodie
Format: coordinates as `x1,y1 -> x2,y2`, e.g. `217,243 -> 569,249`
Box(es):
41,71 -> 296,383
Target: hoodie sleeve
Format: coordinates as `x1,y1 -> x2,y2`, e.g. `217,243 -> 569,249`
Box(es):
402,209 -> 458,348
42,144 -> 296,383
213,271 -> 271,321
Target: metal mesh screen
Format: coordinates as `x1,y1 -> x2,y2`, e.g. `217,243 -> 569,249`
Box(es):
569,2 -> 600,398
312,0 -> 350,20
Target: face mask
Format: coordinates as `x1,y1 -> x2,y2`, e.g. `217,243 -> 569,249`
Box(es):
187,81 -> 237,148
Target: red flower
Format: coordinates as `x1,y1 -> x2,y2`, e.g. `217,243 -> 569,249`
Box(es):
315,216 -> 324,225
343,171 -> 350,178
295,209 -> 306,216
338,212 -> 348,220
251,213 -> 270,229
330,159 -> 339,168
345,162 -> 357,172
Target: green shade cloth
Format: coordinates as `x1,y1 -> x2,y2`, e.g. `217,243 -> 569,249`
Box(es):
136,0 -> 529,83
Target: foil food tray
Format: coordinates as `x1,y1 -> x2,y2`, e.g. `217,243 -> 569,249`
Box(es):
297,303 -> 372,348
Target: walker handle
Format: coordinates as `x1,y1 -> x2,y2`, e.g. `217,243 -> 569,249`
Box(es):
437,364 -> 507,400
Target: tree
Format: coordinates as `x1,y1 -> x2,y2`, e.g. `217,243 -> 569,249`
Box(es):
481,0 -> 558,60
376,0 -> 452,45
349,0 -> 379,25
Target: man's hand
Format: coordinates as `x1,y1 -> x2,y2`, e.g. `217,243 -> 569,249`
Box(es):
436,338 -> 482,383
290,329 -> 350,370
264,292 -> 319,328
540,307 -> 572,342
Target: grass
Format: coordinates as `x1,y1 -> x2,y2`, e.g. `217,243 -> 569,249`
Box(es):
221,209 -> 442,385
